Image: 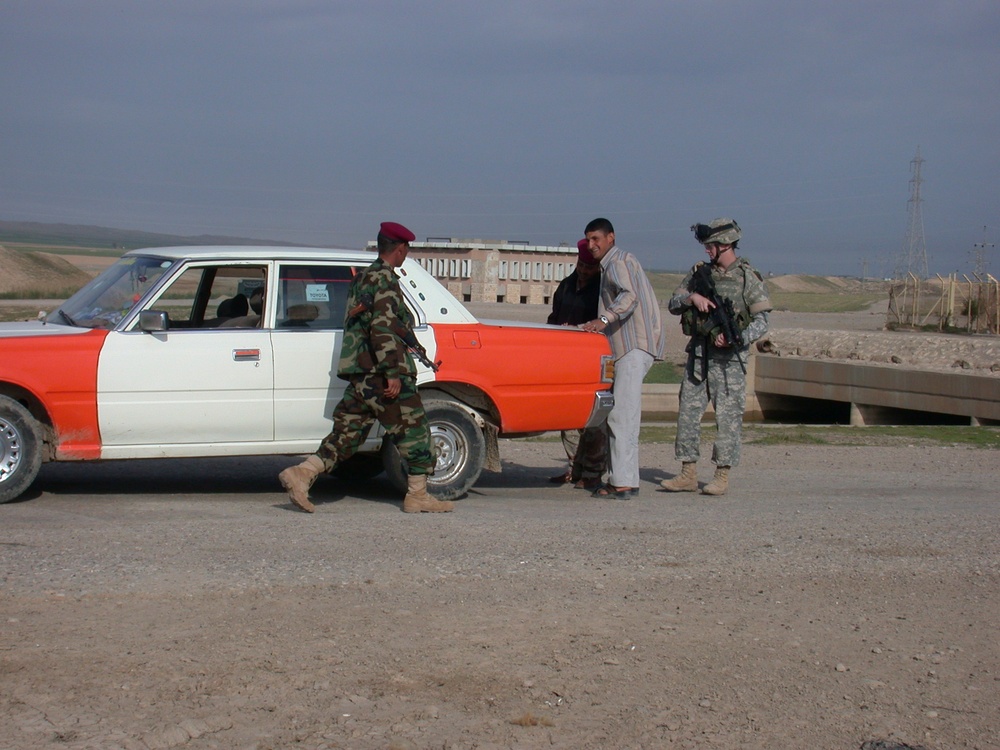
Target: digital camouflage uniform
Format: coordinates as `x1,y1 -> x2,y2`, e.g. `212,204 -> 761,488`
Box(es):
668,257 -> 771,468
316,257 -> 435,476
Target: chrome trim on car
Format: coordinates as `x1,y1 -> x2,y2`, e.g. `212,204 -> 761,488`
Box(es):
585,390 -> 614,428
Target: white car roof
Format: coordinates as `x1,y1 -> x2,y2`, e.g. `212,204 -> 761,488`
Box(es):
123,245 -> 374,263
123,245 -> 480,324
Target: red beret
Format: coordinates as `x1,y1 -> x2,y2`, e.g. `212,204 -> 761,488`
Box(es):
577,238 -> 597,265
379,221 -> 415,243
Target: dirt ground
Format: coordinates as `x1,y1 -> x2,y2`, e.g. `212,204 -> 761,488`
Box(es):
3,301 -> 998,750
2,440 -> 998,750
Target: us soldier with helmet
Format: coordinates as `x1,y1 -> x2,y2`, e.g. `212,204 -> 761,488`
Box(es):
278,221 -> 453,514
659,218 -> 771,496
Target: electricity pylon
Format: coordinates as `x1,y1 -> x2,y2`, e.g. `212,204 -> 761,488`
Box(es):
971,225 -> 993,276
895,147 -> 929,279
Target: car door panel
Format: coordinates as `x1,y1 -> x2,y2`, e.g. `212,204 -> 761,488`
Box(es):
97,330 -> 274,455
269,262 -> 385,450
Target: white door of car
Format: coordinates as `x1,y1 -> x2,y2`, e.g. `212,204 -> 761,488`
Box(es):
96,262 -> 275,457
97,328 -> 275,454
268,262 -> 385,451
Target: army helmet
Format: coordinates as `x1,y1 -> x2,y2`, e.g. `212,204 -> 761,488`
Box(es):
691,218 -> 741,246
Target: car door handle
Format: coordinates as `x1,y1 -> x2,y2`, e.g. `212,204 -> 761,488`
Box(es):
232,348 -> 261,362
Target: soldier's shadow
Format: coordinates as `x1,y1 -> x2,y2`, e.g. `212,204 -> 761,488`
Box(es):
277,473 -> 402,512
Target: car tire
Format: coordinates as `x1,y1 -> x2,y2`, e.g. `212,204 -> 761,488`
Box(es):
382,398 -> 486,501
0,396 -> 44,504
331,452 -> 385,482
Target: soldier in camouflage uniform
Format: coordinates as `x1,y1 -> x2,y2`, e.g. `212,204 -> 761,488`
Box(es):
660,218 -> 771,496
278,221 -> 453,514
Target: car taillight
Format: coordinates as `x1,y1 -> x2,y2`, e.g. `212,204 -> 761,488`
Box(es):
601,354 -> 615,384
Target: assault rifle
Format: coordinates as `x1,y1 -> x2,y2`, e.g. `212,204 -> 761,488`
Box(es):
348,293 -> 441,372
688,263 -> 746,374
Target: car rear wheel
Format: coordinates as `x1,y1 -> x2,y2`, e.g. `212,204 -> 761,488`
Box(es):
0,396 -> 44,504
382,398 -> 485,501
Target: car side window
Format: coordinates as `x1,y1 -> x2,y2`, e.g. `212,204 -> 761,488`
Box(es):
275,264 -> 357,329
132,264 -> 268,329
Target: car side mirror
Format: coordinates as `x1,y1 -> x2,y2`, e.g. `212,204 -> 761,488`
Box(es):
138,310 -> 169,332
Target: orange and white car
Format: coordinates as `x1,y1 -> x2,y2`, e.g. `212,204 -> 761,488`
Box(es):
0,246 -> 614,503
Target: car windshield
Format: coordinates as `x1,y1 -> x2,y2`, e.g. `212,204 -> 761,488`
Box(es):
51,255 -> 178,329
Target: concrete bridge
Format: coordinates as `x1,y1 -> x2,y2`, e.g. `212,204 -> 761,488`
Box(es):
642,354 -> 1000,426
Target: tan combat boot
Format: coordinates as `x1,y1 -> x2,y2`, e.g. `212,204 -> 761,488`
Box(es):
278,455 -> 326,512
402,475 -> 454,513
659,462 -> 698,492
701,465 -> 730,496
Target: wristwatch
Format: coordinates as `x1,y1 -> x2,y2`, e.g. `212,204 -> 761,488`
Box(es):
599,315 -> 609,325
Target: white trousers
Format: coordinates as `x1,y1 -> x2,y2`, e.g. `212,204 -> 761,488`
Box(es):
607,348 -> 654,488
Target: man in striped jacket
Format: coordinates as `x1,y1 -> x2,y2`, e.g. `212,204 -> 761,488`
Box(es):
581,217 -> 666,500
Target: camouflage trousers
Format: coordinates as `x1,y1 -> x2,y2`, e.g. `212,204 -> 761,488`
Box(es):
559,423 -> 609,480
316,373 -> 436,475
675,351 -> 747,468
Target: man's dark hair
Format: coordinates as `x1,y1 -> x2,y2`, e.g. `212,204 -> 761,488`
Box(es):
585,217 -> 614,235
376,232 -> 407,255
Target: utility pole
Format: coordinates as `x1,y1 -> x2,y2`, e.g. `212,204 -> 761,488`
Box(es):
971,225 -> 994,276
895,147 -> 929,279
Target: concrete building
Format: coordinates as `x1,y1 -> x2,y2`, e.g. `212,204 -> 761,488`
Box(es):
370,238 -> 579,304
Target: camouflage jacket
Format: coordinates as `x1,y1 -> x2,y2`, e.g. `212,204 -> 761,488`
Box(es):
337,257 -> 417,380
668,257 -> 772,347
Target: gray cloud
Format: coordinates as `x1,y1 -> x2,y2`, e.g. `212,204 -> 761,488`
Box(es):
2,0 -> 998,275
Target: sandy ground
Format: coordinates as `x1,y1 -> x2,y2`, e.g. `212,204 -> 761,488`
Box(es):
3,301 -> 998,750
2,442 -> 998,750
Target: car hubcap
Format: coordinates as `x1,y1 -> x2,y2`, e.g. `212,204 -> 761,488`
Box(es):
431,421 -> 468,484
0,417 -> 22,484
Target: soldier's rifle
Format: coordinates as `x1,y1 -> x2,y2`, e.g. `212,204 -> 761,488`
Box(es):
348,293 -> 441,372
688,263 -> 746,374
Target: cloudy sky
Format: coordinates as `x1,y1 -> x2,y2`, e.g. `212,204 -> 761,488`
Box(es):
2,1 -> 998,276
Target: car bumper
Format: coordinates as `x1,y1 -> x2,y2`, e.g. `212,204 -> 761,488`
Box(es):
585,390 -> 614,428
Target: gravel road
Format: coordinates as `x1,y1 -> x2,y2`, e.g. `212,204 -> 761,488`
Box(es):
2,437 -> 997,750
3,300 -> 997,749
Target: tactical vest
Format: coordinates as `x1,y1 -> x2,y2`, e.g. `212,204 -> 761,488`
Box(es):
680,259 -> 754,340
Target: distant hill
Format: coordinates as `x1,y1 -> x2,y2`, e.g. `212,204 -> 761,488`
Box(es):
0,245 -> 92,297
0,220 -> 296,251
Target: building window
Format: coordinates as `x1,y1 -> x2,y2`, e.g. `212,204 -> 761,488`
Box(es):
462,259 -> 471,278
499,261 -> 507,280
544,263 -> 553,281
533,262 -> 541,281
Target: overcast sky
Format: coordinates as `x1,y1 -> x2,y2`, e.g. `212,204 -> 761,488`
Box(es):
2,1 -> 998,276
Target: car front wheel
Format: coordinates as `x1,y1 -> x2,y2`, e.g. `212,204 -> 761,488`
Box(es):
0,396 -> 44,504
382,398 -> 486,501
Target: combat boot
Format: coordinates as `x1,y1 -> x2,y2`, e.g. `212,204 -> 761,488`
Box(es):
659,462 -> 698,492
402,475 -> 454,513
278,455 -> 326,512
701,465 -> 730,496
